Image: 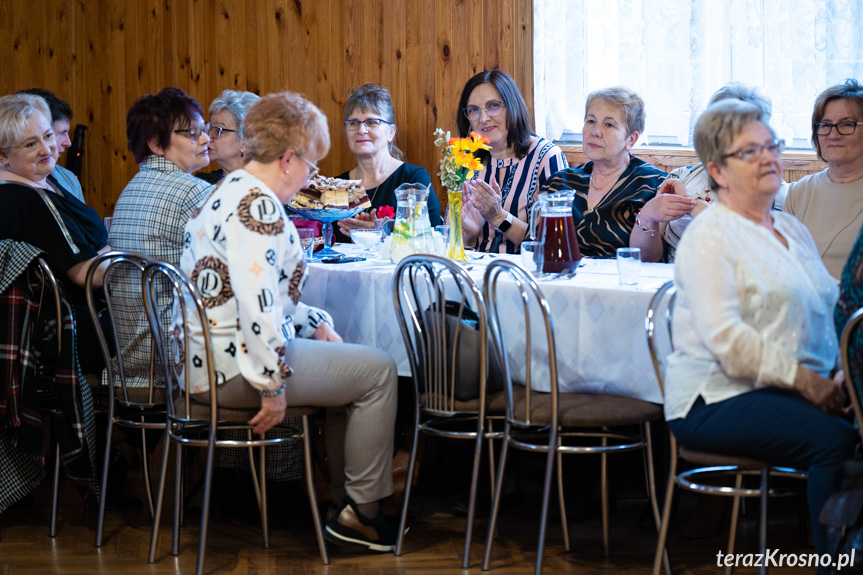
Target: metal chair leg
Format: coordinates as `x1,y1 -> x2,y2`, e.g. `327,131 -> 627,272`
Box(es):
259,444 -> 269,549
95,400 -> 115,546
301,416 -> 329,564
652,446 -> 678,575
148,424 -> 173,563
140,421 -> 155,518
49,439 -> 60,538
483,423 -> 511,571
395,415 -> 421,557
726,474 -> 743,575
556,437 -> 571,552
759,468 -> 768,575
534,426 -> 559,575
461,418 -> 485,569
601,436 -> 610,557
194,428 -> 217,575
172,444 -> 182,556
643,423 -> 671,575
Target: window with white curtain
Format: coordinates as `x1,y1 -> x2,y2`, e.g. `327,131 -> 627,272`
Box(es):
533,0 -> 863,149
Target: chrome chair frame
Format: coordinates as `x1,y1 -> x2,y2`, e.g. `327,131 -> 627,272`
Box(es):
143,260 -> 328,575
839,307 -> 863,445
33,257 -> 63,537
647,280 -> 807,575
85,250 -> 166,547
392,255 -> 503,568
482,260 -> 665,575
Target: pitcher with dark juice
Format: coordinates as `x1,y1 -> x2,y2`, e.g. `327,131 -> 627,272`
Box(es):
529,190 -> 582,273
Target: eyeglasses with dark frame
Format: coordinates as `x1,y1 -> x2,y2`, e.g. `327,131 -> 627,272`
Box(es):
343,118 -> 393,131
174,122 -> 211,142
721,138 -> 785,163
295,151 -> 320,180
814,121 -> 863,137
207,125 -> 237,140
462,100 -> 506,123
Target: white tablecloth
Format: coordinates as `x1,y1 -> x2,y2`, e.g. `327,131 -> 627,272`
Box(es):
300,245 -> 674,404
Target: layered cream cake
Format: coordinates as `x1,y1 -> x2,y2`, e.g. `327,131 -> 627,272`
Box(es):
289,176 -> 370,211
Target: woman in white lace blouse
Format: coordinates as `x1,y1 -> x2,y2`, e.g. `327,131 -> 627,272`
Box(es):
666,99 -> 856,569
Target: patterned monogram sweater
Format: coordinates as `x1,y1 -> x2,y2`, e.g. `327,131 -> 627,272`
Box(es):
173,169 -> 332,394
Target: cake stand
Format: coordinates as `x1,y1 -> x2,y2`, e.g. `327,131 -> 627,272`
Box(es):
288,205 -> 365,259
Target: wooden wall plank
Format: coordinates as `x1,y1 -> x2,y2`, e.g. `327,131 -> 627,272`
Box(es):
0,0 -> 535,218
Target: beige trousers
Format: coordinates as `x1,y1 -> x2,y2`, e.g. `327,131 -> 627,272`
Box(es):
193,338 -> 397,505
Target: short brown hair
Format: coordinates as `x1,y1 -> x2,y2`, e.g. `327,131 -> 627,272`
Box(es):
344,83 -> 403,160
811,79 -> 863,161
243,92 -> 330,164
585,86 -> 646,136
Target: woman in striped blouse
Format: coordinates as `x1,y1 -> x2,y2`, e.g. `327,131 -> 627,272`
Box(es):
456,69 -> 568,254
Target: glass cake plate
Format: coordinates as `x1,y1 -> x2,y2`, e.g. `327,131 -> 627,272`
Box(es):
288,205 -> 366,259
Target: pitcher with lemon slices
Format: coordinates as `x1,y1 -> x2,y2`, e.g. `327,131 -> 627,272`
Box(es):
389,183 -> 435,263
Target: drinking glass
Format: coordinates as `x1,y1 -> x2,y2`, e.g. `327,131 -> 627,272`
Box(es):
104,216 -> 113,232
296,228 -> 315,260
350,228 -> 385,257
520,240 -> 545,274
616,247 -> 641,286
435,225 -> 450,244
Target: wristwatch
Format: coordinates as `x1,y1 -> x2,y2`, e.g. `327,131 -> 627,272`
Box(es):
497,212 -> 514,232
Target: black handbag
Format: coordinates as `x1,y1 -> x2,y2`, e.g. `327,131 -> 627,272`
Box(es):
820,458 -> 863,572
418,301 -> 504,401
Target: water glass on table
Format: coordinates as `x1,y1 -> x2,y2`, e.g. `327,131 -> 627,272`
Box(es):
104,217 -> 113,232
520,240 -> 545,274
616,247 -> 641,285
296,228 -> 316,260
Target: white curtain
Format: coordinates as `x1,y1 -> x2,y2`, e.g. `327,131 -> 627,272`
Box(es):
534,0 -> 863,148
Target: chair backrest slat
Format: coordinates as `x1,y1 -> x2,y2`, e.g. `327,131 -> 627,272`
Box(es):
393,255 -> 489,416
142,260 -> 218,425
839,306 -> 863,445
35,258 -> 63,356
484,260 -> 558,429
85,251 -> 155,406
645,280 -> 677,400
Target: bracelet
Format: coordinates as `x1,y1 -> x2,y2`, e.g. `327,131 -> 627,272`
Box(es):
634,213 -> 656,237
260,382 -> 286,397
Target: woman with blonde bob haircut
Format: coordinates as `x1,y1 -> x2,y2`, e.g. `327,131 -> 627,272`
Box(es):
176,91 -> 399,552
666,98 -> 856,570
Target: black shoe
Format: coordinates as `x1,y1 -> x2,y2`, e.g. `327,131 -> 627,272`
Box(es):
324,497 -> 397,553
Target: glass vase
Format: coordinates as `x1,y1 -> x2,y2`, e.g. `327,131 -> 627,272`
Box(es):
446,189 -> 467,261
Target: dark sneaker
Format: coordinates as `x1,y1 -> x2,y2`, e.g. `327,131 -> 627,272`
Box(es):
324,497 -> 397,552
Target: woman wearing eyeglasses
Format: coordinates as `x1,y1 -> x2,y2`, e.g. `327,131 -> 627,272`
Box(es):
785,79 -> 863,278
456,69 -> 568,253
334,84 -> 441,243
108,87 -> 212,391
197,89 -> 260,185
666,99 -> 855,571
537,86 -> 666,258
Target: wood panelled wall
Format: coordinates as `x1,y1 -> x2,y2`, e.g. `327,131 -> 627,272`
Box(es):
0,0 -> 533,218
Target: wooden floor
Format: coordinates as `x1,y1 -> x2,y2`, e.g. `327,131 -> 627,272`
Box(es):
0,451 -> 817,575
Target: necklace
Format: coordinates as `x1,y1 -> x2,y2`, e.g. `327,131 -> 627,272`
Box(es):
589,166 -> 625,192
360,156 -> 398,206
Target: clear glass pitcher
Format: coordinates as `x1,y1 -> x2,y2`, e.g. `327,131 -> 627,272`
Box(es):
390,183 -> 435,263
529,190 -> 582,273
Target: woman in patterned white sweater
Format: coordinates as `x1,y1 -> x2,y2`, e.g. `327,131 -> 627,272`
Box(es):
176,91 -> 399,553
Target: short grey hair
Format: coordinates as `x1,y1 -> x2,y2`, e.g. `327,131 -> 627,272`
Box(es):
208,89 -> 260,139
694,99 -> 775,192
708,82 -> 773,122
584,86 -> 646,136
0,94 -> 51,150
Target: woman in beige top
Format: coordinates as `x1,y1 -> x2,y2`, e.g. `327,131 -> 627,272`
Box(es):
785,79 -> 863,278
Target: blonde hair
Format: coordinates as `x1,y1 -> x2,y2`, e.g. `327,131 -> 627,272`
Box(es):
243,91 -> 330,164
0,94 -> 51,150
